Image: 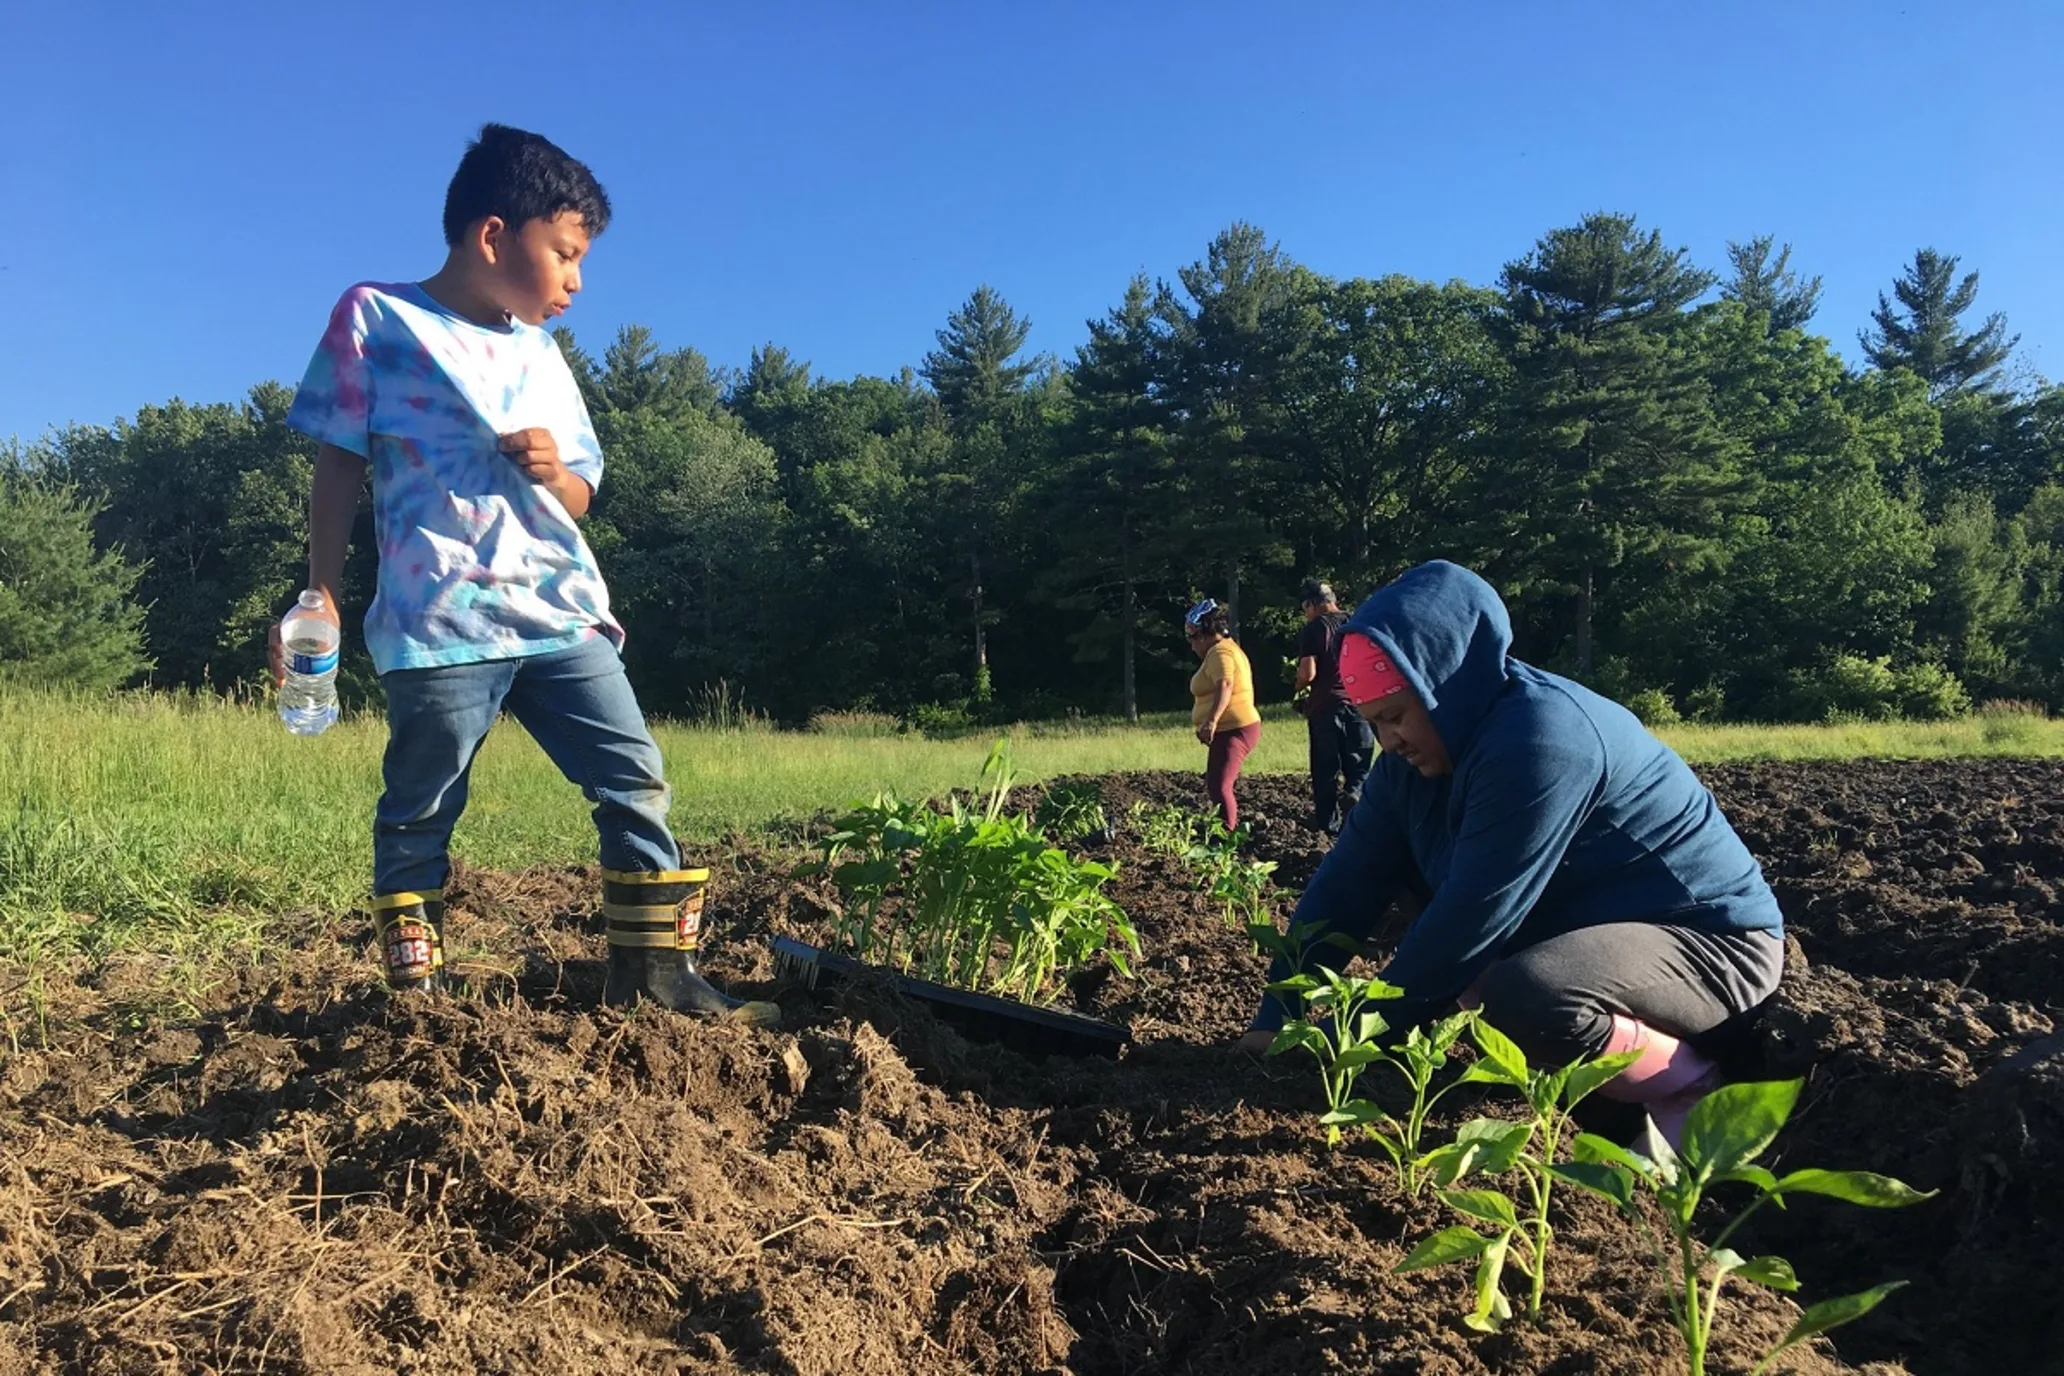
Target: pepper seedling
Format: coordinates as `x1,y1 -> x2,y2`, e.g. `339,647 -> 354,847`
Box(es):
1036,780 -> 1114,845
1264,968 -> 1407,1148
1398,1020 -> 1641,1330
1127,801 -> 1196,858
801,742 -> 1139,1004
1209,854 -> 1278,929
1372,1008 -> 1480,1197
1569,1077 -> 1934,1376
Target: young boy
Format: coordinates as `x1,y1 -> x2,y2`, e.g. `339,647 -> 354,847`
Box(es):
273,123 -> 775,1026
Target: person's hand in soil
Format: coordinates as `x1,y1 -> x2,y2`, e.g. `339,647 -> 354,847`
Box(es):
1235,1028 -> 1275,1055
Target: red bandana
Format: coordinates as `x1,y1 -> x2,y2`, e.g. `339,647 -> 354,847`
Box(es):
1338,634 -> 1410,706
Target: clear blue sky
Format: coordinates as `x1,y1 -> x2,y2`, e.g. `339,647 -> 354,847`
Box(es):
4,0 -> 2059,442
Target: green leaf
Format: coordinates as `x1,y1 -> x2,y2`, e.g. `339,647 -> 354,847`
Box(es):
1314,931 -> 1367,958
1752,1282 -> 1908,1375
1549,1161 -> 1635,1209
1563,1050 -> 1641,1108
1319,1100 -> 1391,1129
1267,973 -> 1320,997
1454,1118 -> 1533,1175
1424,1120 -> 1528,1187
1427,1009 -> 1477,1051
1471,1020 -> 1530,1083
1331,1044 -> 1386,1073
1418,1142 -> 1471,1187
1318,968 -> 1359,1002
1715,1164 -> 1781,1194
1682,1078 -> 1801,1178
1768,1169 -> 1937,1208
1464,1233 -> 1513,1333
1532,1067 -> 1569,1118
1266,1024 -> 1323,1058
1459,1061 -> 1526,1089
1733,1254 -> 1800,1292
1440,1188 -> 1521,1228
1572,1132 -> 1654,1179
1359,1129 -> 1403,1167
1396,1225 -> 1493,1272
1641,1120 -> 1683,1185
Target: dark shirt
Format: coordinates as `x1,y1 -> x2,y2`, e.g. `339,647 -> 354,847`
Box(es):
1298,611 -> 1350,710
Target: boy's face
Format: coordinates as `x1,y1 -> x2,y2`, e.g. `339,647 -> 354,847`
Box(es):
477,210 -> 591,326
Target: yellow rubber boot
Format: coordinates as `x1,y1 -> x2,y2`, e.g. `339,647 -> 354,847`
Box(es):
600,868 -> 780,1027
371,891 -> 447,993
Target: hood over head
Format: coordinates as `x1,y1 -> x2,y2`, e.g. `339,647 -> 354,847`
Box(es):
1342,561 -> 1514,760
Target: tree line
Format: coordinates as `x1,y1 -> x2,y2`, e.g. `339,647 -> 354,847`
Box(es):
6,213 -> 2063,726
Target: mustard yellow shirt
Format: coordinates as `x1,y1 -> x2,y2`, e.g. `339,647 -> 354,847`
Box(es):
1190,638 -> 1261,731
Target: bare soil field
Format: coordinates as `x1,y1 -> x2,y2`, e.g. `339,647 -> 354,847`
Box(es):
4,762 -> 2058,1374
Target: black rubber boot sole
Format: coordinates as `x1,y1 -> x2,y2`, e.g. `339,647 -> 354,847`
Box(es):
604,947 -> 780,1027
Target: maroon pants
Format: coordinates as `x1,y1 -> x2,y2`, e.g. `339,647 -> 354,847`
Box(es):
1204,722 -> 1262,830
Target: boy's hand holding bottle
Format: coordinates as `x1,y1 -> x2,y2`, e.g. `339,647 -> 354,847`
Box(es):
273,589 -> 343,735
268,588 -> 342,689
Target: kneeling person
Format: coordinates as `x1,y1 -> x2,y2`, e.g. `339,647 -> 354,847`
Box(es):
1242,561 -> 1782,1145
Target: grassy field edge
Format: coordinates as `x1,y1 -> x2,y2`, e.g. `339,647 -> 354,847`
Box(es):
5,689 -> 2059,972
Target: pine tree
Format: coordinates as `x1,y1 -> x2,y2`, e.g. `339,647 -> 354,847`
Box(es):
1037,276 -> 1180,720
769,375 -> 951,714
1860,248 -> 2017,397
1156,223 -> 1304,633
729,345 -> 818,505
922,286 -> 1035,425
1721,236 -> 1823,334
921,286 -> 1042,700
0,455 -> 152,690
1493,213 -> 1743,673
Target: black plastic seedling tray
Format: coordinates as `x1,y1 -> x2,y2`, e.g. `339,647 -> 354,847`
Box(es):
769,937 -> 1131,1060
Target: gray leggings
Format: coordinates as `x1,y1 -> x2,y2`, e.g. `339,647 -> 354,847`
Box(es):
1474,923 -> 1786,1067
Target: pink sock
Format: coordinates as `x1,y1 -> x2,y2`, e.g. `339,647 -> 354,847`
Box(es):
1597,1013 -> 1720,1150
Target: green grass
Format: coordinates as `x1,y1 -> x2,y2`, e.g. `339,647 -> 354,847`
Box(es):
0,691 -> 1298,968
5,688 -> 2061,971
1654,712 -> 2064,760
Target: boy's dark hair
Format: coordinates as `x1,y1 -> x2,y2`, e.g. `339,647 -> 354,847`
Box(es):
442,123 -> 612,247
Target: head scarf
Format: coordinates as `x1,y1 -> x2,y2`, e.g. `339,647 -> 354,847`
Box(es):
1338,632 -> 1410,706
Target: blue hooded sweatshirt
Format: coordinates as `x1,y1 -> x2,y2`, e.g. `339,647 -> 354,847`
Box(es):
1254,561 -> 1782,1032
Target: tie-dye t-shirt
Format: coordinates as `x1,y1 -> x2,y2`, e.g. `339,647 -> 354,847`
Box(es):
286,281 -> 621,674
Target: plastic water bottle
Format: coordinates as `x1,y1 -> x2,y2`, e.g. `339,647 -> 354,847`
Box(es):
279,590 -> 340,735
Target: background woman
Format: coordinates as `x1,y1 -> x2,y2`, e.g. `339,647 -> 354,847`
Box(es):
1185,599 -> 1262,831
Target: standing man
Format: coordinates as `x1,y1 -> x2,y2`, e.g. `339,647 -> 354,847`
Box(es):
1295,580 -> 1375,834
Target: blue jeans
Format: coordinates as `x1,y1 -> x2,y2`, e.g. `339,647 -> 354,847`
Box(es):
373,635 -> 678,895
